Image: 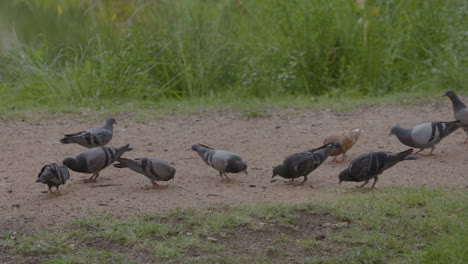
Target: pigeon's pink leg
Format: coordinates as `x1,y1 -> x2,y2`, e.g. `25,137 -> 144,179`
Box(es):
284,178 -> 296,183
151,181 -> 168,189
329,156 -> 338,163
83,173 -> 99,183
420,147 -> 435,156
223,173 -> 232,182
336,153 -> 346,163
359,181 -> 369,188
412,149 -> 425,155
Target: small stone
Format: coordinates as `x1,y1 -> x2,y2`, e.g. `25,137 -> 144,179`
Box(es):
207,237 -> 218,242
248,185 -> 256,188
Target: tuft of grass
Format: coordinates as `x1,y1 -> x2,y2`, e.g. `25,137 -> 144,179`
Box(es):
0,188 -> 466,263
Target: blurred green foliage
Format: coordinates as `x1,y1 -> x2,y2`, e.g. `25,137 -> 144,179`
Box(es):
0,0 -> 466,108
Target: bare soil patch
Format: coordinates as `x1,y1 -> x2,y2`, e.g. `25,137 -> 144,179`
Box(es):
1,103 -> 467,233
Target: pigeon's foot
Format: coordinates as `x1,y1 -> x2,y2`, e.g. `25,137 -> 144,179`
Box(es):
83,177 -> 97,183
152,183 -> 169,189
284,178 -> 296,184
221,173 -> 232,182
420,153 -> 435,157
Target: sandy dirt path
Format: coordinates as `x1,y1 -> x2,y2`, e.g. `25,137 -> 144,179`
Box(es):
1,103 -> 467,233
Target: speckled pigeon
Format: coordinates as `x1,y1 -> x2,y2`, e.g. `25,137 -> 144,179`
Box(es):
36,162 -> 70,194
113,157 -> 176,188
60,117 -> 116,148
62,144 -> 133,183
191,144 -> 248,182
443,90 -> 468,144
389,121 -> 463,155
271,142 -> 341,185
338,149 -> 418,188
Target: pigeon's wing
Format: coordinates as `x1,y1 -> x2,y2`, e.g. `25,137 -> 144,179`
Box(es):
323,134 -> 342,156
211,151 -> 239,173
286,152 -> 321,176
454,108 -> 468,123
82,147 -> 114,172
51,163 -> 70,184
37,164 -> 58,183
38,163 -> 69,185
63,130 -> 87,137
348,152 -> 387,181
410,123 -> 441,146
148,158 -> 175,181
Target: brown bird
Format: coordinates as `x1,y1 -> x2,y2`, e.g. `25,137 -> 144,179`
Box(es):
322,128 -> 362,163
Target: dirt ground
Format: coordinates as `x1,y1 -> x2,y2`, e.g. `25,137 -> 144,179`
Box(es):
1,103 -> 467,233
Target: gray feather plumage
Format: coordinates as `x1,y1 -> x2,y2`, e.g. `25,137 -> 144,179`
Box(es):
113,157 -> 176,184
36,162 -> 70,194
191,144 -> 248,180
338,149 -> 418,188
62,144 -> 132,182
390,121 -> 462,154
272,142 -> 341,184
443,90 -> 468,141
60,117 -> 116,148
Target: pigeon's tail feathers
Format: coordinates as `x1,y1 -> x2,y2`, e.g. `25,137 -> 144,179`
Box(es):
440,120 -> 463,138
191,144 -> 212,152
396,149 -> 419,161
307,141 -> 340,153
398,148 -> 413,157
198,143 -> 212,149
113,162 -> 126,168
60,137 -> 74,144
121,144 -> 133,151
113,157 -> 132,168
114,144 -> 133,159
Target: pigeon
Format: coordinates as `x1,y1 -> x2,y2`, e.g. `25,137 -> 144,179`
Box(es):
271,142 -> 341,185
322,128 -> 362,162
62,144 -> 133,183
443,90 -> 468,144
113,157 -> 176,189
389,121 -> 463,155
338,149 -> 418,188
60,117 -> 116,148
36,162 -> 70,194
191,144 -> 248,182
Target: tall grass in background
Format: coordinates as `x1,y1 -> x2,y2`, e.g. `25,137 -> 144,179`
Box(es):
0,0 -> 466,108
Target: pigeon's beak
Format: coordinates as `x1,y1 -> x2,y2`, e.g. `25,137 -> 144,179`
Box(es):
441,94 -> 447,97
270,174 -> 277,183
388,132 -> 393,136
244,171 -> 248,175
339,180 -> 342,185
36,179 -> 40,183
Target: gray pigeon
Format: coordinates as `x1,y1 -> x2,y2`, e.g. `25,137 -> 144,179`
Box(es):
271,142 -> 341,185
389,121 -> 463,155
443,90 -> 468,144
191,144 -> 248,182
62,144 -> 133,183
36,162 -> 70,194
339,149 -> 418,188
113,157 -> 176,188
60,117 -> 116,148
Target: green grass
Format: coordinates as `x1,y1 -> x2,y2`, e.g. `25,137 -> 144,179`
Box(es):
1,188 -> 466,263
0,88 -> 448,121
0,0 -> 466,113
